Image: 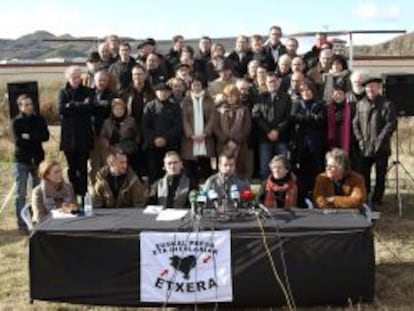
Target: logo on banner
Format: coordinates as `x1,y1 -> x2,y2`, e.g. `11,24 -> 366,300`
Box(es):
140,231 -> 232,303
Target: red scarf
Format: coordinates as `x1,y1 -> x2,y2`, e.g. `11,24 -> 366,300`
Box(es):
327,101 -> 351,153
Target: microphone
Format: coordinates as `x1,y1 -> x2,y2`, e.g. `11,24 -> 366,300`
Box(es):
230,185 -> 240,209
196,190 -> 208,214
188,190 -> 198,217
207,189 -> 219,210
241,189 -> 254,209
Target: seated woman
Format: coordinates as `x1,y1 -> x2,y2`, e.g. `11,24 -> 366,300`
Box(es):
260,155 -> 297,208
313,148 -> 366,209
32,160 -> 76,223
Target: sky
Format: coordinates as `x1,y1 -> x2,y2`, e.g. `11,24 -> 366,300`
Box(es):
2,0 -> 413,52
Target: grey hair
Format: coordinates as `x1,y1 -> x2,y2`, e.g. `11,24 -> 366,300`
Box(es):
269,154 -> 291,171
326,148 -> 351,174
64,65 -> 82,80
350,70 -> 369,82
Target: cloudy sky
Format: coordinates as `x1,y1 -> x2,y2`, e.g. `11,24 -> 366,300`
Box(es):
2,0 -> 411,51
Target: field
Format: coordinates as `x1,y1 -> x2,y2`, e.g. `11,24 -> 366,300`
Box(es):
0,69 -> 414,310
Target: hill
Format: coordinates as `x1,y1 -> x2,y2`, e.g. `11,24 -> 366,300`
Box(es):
1,30 -> 414,61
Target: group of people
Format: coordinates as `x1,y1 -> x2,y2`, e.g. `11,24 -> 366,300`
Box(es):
12,26 -> 397,234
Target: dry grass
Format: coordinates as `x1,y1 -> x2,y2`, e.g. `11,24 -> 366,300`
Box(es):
0,158 -> 413,310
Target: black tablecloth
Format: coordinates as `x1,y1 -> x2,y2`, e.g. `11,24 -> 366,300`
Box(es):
29,208 -> 375,307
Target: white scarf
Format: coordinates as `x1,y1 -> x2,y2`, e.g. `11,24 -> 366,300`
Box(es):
191,91 -> 207,156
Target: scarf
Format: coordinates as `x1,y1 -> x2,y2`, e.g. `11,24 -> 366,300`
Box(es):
327,101 -> 351,153
41,180 -> 74,212
191,91 -> 207,156
264,173 -> 297,208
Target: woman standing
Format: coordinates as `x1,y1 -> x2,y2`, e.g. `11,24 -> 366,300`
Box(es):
215,85 -> 251,179
181,76 -> 216,185
58,66 -> 94,200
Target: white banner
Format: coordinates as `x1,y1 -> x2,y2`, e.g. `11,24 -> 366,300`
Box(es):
140,230 -> 232,303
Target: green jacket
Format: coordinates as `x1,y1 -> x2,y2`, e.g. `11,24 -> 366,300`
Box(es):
92,166 -> 147,208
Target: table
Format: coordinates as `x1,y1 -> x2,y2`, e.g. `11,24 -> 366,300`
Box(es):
29,208 -> 374,307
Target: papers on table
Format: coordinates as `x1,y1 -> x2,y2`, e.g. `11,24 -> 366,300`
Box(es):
155,209 -> 189,221
143,205 -> 164,215
51,209 -> 77,219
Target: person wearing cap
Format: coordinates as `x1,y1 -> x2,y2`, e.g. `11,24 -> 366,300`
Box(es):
208,59 -> 238,105
352,76 -> 397,208
82,52 -> 102,88
142,82 -> 182,183
109,42 -> 136,93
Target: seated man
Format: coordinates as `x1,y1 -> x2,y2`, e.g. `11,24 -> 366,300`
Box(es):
149,151 -> 194,208
204,152 -> 250,204
92,148 -> 147,208
313,148 -> 366,209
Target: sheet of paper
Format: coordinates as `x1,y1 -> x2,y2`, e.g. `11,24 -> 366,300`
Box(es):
156,208 -> 189,221
51,209 -> 78,219
143,205 -> 164,215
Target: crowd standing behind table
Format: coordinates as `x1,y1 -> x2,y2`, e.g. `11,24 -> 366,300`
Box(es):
11,25 -> 397,232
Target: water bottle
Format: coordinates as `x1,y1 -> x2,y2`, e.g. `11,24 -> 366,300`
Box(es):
84,192 -> 93,217
230,185 -> 240,209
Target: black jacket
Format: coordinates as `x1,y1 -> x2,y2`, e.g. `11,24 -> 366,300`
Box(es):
226,50 -> 253,77
352,95 -> 397,156
58,84 -> 94,152
252,91 -> 292,143
141,97 -> 182,150
252,49 -> 275,72
92,88 -> 115,135
264,43 -> 287,71
290,99 -> 327,156
109,58 -> 136,92
12,113 -> 49,165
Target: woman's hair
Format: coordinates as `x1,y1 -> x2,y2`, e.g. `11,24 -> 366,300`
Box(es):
223,84 -> 240,98
38,160 -> 61,180
331,54 -> 348,71
111,98 -> 126,109
269,154 -> 291,171
191,74 -> 207,89
326,148 -> 351,174
300,78 -> 318,97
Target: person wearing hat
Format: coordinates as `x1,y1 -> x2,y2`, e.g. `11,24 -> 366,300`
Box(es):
136,38 -> 156,65
352,76 -> 397,208
82,52 -> 102,88
142,82 -> 182,183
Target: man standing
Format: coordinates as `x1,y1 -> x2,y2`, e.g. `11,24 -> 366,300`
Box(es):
253,73 -> 292,179
142,83 -> 182,183
12,94 -> 49,234
264,25 -> 287,72
353,77 -> 397,208
109,42 -> 136,93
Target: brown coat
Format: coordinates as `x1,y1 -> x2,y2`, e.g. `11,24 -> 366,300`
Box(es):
92,166 -> 148,208
215,103 -> 251,178
313,171 -> 366,209
181,93 -> 216,160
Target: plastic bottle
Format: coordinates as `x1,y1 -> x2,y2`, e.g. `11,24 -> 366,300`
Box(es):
84,192 -> 93,217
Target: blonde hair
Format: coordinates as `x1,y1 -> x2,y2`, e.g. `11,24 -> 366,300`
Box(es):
38,160 -> 61,180
64,65 -> 82,80
223,84 -> 240,98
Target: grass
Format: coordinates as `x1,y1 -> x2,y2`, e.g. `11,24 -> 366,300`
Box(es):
0,159 -> 413,310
